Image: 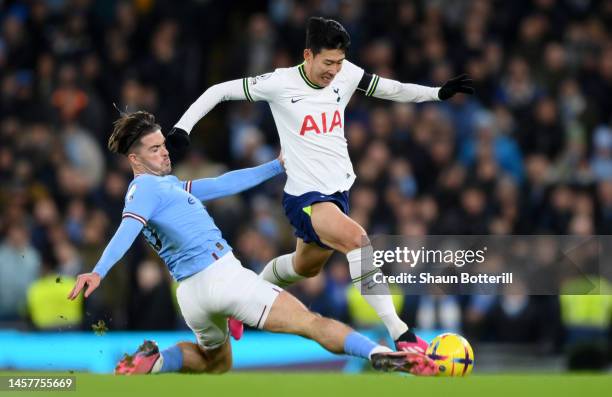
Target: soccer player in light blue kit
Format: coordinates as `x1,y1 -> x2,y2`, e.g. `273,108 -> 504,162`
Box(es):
68,111 -> 437,375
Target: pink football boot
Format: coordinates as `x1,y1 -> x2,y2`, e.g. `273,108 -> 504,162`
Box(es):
395,330 -> 430,354
371,351 -> 438,376
115,340 -> 160,375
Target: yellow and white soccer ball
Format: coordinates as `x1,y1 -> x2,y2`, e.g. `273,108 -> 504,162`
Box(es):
426,333 -> 474,376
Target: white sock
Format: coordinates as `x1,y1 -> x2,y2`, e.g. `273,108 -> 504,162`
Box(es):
150,356 -> 163,373
347,246 -> 409,340
259,253 -> 304,287
368,345 -> 393,359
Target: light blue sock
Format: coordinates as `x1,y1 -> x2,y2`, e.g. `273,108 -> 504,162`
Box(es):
160,345 -> 183,373
343,331 -> 379,360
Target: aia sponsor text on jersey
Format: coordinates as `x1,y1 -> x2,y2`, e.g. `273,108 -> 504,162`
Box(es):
299,110 -> 342,135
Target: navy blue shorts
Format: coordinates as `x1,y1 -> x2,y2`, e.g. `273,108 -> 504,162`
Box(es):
282,190 -> 350,249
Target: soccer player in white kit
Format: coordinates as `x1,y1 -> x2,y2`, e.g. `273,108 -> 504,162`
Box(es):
165,17 -> 474,354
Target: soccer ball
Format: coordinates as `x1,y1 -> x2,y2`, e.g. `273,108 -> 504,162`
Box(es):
426,333 -> 474,376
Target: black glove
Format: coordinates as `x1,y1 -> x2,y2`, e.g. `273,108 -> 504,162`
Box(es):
438,74 -> 475,100
165,127 -> 190,162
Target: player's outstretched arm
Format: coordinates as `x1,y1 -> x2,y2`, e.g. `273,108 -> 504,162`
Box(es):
166,79 -> 249,159
174,79 -> 248,133
365,73 -> 474,103
67,217 -> 143,300
187,157 -> 284,202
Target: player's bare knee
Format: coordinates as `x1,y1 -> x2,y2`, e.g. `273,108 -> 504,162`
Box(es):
209,355 -> 232,374
192,343 -> 232,374
345,231 -> 369,252
190,352 -> 212,373
188,357 -> 209,374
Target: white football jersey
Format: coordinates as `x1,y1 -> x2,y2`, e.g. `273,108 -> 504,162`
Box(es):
243,60 -> 368,196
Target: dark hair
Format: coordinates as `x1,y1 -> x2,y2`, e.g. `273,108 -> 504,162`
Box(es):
108,110 -> 161,155
305,17 -> 351,55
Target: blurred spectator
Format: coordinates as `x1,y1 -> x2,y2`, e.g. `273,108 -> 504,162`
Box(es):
61,122 -> 105,188
590,125 -> 612,181
26,258 -> 82,330
560,280 -> 612,369
0,223 -> 41,320
128,259 -> 176,330
415,296 -> 461,332
459,110 -> 524,183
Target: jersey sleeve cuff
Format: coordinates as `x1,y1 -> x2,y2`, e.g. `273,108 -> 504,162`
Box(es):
243,78 -> 254,102
122,212 -> 148,226
365,74 -> 380,97
271,159 -> 284,175
91,266 -> 108,279
183,180 -> 193,193
433,87 -> 442,101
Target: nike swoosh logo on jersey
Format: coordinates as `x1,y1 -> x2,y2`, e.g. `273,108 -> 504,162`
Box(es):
291,97 -> 305,103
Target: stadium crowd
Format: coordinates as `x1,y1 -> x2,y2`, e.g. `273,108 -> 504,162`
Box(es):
0,0 -> 611,356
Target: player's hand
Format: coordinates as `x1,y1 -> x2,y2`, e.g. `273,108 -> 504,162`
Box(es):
277,152 -> 285,169
438,74 -> 475,100
67,272 -> 101,300
165,127 -> 190,162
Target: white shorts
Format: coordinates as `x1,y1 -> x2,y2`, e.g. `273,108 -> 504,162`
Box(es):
176,252 -> 282,349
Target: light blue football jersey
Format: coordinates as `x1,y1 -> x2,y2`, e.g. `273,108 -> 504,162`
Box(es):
122,174 -> 232,281
92,160 -> 283,281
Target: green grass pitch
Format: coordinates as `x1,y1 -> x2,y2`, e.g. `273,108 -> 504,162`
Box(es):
1,372 -> 611,397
